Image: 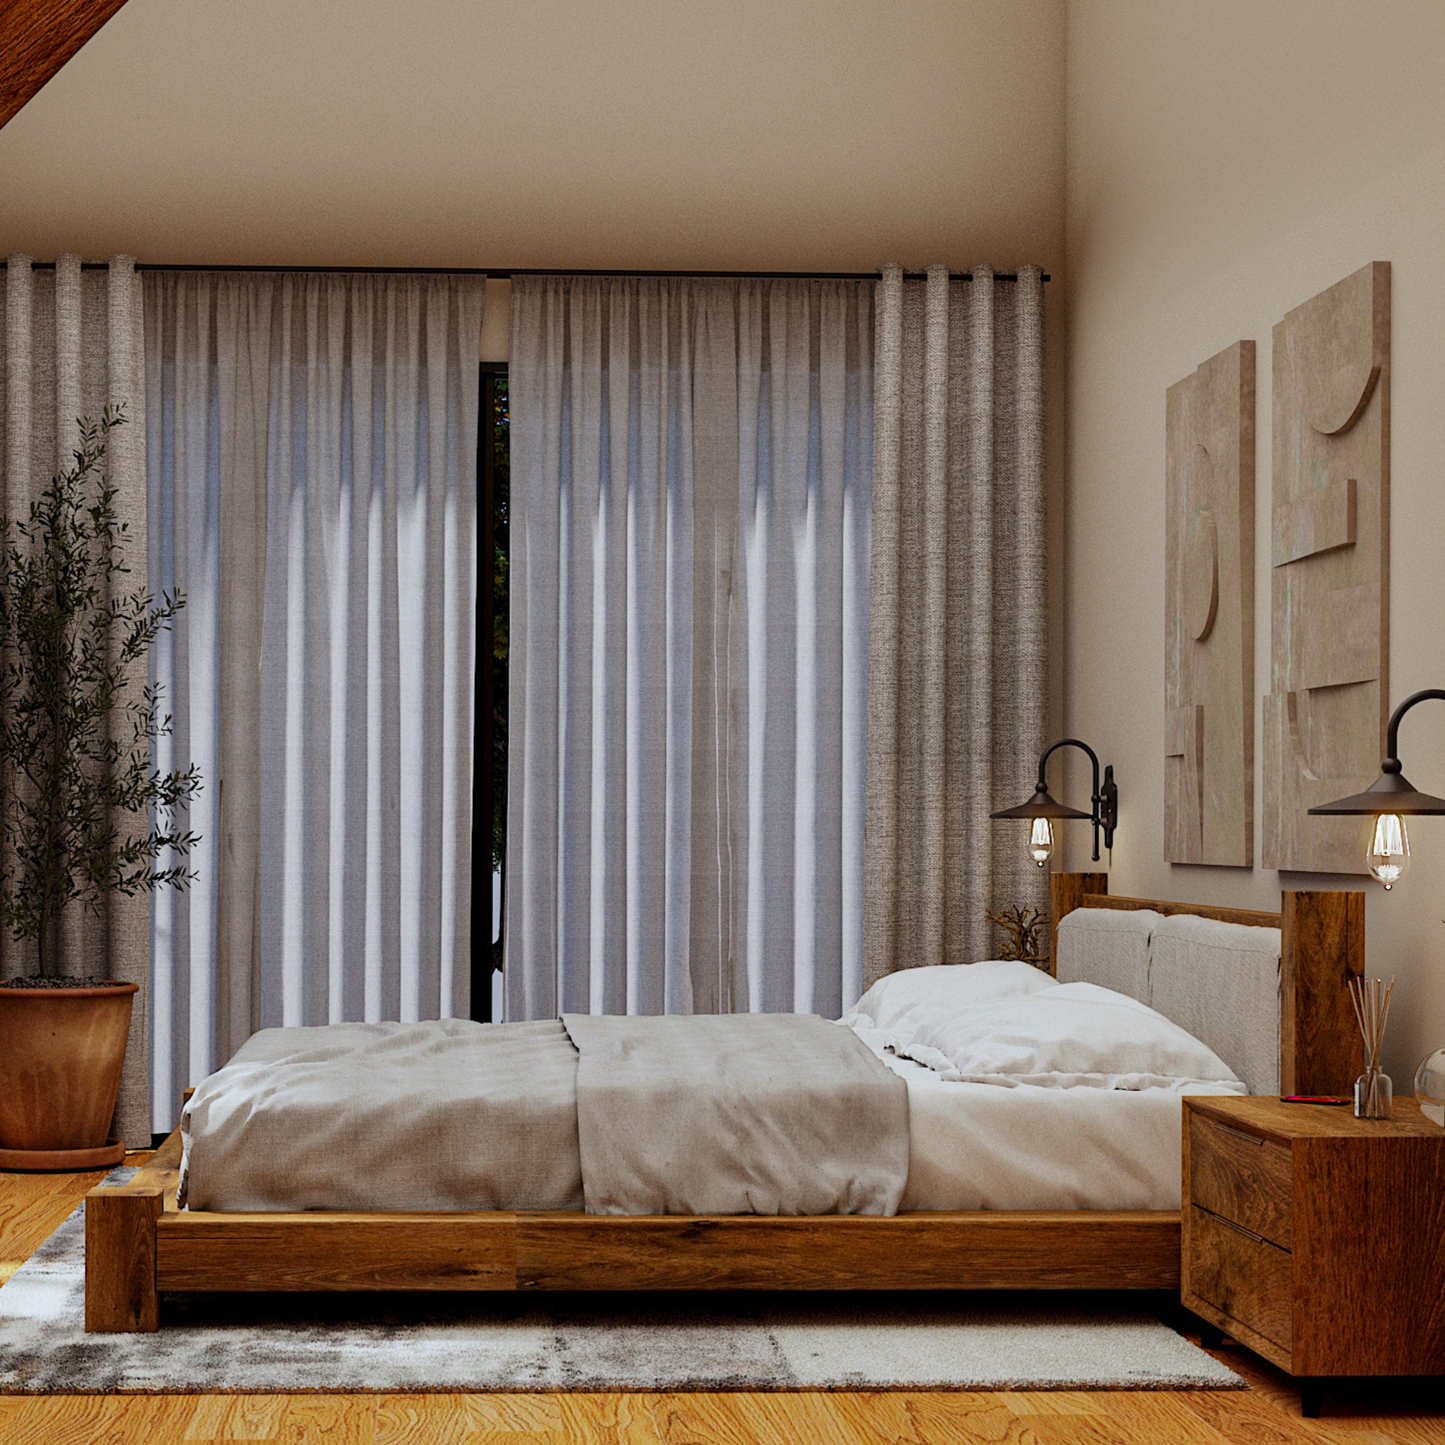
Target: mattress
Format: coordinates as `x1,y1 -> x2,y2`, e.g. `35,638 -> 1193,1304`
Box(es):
182,951 -> 1250,1215
180,1016 -> 1222,1216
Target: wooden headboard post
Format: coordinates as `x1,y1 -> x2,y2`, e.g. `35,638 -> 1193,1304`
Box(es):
1281,890 -> 1365,1096
1048,873 -> 1365,1096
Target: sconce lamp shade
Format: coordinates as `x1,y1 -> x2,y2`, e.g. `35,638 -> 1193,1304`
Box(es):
990,737 -> 1118,863
1306,689 -> 1445,889
991,786 -> 1093,822
1308,768 -> 1445,816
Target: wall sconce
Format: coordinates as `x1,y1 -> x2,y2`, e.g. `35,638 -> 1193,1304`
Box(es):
991,738 -> 1119,866
1308,688 -> 1445,889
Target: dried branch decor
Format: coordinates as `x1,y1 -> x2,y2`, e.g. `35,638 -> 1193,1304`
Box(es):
985,906 -> 1049,967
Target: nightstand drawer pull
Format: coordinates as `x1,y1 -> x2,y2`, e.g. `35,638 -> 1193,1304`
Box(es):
1209,1121 -> 1264,1147
1188,1112 -> 1293,1247
1211,1212 -> 1266,1245
1186,1206 -> 1293,1354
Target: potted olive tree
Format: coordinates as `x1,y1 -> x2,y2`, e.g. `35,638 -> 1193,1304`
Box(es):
0,408 -> 200,1169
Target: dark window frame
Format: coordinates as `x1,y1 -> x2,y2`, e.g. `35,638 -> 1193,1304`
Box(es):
473,362 -> 508,1021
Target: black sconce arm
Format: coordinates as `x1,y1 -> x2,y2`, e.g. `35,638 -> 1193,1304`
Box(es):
1035,737 -> 1118,862
1310,687 -> 1445,819
1383,690 -> 1445,773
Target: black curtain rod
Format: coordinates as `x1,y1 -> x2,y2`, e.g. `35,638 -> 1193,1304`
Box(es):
4,261 -> 1049,282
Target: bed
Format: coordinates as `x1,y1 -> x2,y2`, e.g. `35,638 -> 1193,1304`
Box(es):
84,872 -> 1363,1331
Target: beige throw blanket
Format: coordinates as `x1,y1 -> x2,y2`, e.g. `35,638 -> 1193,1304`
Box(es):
180,1013 -> 909,1216
565,1013 -> 909,1216
181,1019 -> 584,1212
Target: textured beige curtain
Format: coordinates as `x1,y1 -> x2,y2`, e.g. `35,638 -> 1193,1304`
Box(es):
0,254 -> 150,1145
863,263 -> 1046,987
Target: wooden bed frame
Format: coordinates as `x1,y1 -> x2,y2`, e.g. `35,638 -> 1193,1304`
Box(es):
84,873 -> 1364,1331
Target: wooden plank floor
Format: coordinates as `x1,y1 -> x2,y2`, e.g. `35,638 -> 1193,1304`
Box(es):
2,1158 -> 1442,1443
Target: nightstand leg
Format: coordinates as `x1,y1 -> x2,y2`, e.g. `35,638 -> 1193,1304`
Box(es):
1300,1380 -> 1324,1419
1198,1323 -> 1224,1349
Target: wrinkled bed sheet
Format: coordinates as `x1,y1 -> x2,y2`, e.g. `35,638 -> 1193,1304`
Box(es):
180,1012 -> 909,1216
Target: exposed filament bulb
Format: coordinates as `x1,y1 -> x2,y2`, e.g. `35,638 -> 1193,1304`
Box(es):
1027,817 -> 1054,868
1367,813 -> 1410,889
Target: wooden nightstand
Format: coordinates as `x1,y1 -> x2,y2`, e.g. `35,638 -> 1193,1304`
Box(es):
1183,1094 -> 1445,1418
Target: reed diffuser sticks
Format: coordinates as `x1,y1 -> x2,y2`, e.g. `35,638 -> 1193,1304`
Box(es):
1348,974 -> 1395,1118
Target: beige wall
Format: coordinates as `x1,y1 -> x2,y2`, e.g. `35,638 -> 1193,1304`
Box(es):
17,0 -> 1429,1071
1065,0 -> 1445,1080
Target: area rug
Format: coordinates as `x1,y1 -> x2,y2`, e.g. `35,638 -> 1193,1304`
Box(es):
0,1173 -> 1244,1394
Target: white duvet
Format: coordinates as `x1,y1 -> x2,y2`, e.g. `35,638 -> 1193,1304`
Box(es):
181,1011 -> 909,1216
883,1050 -> 1242,1210
843,959 -> 1247,1210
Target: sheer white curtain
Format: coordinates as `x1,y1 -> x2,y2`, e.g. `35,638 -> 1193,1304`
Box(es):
0,254 -> 151,1146
507,276 -> 872,1021
145,271 -> 484,1131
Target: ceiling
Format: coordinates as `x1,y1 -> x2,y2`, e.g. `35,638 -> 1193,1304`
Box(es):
0,0 -> 1065,271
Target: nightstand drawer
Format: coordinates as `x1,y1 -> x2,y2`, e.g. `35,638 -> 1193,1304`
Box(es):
1188,1205 -> 1292,1350
1189,1113 -> 1293,1248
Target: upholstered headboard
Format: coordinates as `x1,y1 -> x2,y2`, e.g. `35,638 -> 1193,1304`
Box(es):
1048,873 -> 1364,1097
1056,906 -> 1282,1094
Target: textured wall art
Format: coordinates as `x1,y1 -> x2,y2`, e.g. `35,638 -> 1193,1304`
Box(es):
1262,262 -> 1390,874
1165,341 -> 1255,865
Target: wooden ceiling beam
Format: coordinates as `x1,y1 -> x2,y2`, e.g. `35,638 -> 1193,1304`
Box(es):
0,0 -> 132,131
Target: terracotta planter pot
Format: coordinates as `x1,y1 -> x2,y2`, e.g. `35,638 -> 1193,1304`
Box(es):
0,981 -> 137,1170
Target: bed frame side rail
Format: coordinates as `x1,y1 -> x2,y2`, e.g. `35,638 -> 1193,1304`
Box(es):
84,1129 -> 1181,1333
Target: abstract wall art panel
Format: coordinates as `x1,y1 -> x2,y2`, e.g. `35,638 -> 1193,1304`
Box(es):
1165,341 -> 1255,866
1262,262 -> 1390,874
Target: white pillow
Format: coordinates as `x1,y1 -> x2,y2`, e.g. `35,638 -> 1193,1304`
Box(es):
844,959 -> 1057,1038
892,980 -> 1243,1089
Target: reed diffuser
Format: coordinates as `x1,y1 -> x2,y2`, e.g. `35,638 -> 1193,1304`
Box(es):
1348,975 -> 1395,1119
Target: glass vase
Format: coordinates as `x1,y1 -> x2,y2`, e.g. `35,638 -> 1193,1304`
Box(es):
1415,1049 -> 1445,1126
1354,1067 -> 1393,1119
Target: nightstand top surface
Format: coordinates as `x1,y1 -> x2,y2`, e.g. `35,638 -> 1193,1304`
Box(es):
1187,1093 -> 1444,1140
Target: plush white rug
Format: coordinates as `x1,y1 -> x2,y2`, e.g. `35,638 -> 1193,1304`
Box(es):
0,1175 -> 1244,1394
